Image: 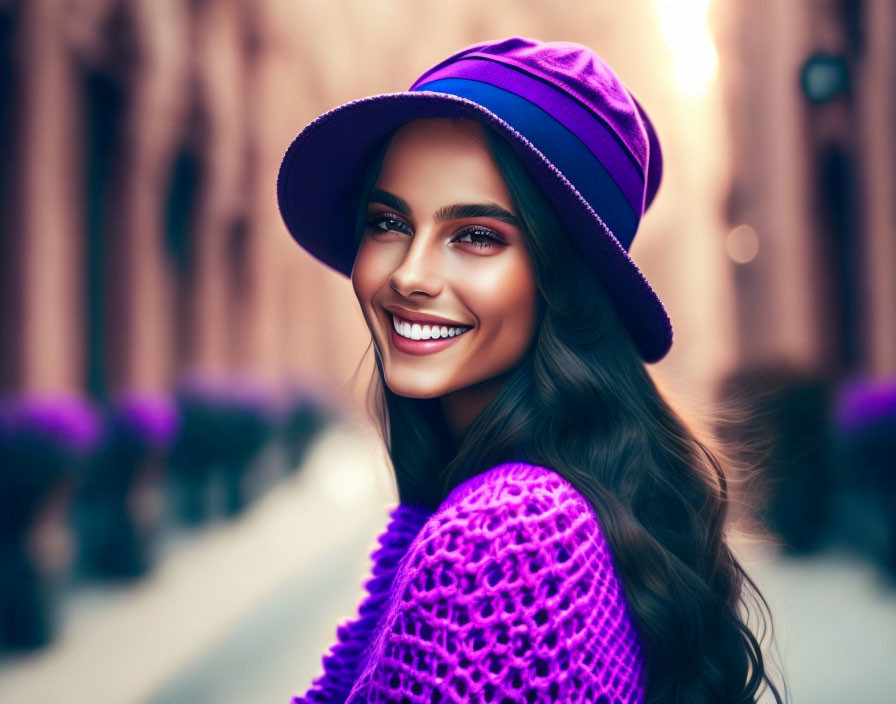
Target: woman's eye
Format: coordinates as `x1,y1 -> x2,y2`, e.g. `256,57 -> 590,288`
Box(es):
453,227 -> 505,250
364,215 -> 504,251
365,213 -> 410,235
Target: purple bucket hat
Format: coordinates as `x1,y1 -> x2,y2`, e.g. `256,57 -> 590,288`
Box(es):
277,36 -> 671,362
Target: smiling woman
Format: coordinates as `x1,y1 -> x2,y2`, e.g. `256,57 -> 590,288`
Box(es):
277,36 -> 787,704
351,118 -> 541,443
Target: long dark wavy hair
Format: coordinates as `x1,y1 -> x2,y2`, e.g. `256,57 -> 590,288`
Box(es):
350,118 -> 789,704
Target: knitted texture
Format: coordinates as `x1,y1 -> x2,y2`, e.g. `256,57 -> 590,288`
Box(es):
293,462 -> 647,704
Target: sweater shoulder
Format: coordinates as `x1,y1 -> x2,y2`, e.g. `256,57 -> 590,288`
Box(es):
409,460 -> 621,594
434,461 -> 599,538
443,460 -> 585,508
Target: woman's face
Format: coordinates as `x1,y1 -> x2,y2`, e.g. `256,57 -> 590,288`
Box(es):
351,118 -> 539,400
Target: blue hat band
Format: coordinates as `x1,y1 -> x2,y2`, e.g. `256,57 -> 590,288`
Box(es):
412,77 -> 639,249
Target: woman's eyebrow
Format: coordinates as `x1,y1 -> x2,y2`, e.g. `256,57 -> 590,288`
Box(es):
368,189 -> 410,215
368,188 -> 521,228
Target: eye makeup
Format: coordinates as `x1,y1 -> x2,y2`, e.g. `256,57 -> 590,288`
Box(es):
365,212 -> 506,251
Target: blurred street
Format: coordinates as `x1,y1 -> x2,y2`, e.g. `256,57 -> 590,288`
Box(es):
742,534 -> 896,703
0,421 -> 894,704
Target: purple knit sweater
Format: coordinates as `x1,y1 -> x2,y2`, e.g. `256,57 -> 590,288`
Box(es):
292,461 -> 647,703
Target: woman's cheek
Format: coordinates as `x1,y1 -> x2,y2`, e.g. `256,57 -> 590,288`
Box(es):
352,239 -> 385,302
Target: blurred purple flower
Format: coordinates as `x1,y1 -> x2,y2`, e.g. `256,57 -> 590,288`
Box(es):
111,393 -> 180,448
835,378 -> 896,434
176,373 -> 278,420
0,393 -> 103,454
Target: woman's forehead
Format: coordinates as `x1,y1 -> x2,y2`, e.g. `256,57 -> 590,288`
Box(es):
372,119 -> 514,212
392,117 -> 486,142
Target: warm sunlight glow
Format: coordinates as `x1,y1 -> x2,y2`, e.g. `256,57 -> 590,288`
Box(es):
653,0 -> 719,98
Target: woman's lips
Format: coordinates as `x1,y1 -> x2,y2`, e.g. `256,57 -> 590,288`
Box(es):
386,313 -> 471,356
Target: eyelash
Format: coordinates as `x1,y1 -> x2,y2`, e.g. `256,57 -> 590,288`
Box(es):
364,213 -> 505,250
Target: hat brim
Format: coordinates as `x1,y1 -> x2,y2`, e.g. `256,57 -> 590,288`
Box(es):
277,91 -> 672,362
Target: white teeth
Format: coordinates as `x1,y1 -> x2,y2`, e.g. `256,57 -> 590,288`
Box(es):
392,315 -> 470,341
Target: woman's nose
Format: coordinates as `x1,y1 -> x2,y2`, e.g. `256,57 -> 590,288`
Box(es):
388,230 -> 444,297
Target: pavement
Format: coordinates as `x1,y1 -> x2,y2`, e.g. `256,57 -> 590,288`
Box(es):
1,421 -> 895,704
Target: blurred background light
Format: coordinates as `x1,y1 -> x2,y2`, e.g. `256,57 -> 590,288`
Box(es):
653,0 -> 719,98
800,52 -> 852,104
726,223 -> 760,264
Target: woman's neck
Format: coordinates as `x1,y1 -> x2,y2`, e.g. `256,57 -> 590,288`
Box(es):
440,370 -> 513,445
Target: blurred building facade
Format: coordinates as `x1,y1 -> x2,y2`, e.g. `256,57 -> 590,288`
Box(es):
714,0 -> 896,569
3,0 -> 894,419
0,0 -> 366,401
717,0 -> 896,377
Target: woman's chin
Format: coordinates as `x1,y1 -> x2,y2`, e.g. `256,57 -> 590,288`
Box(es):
382,372 -> 452,400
